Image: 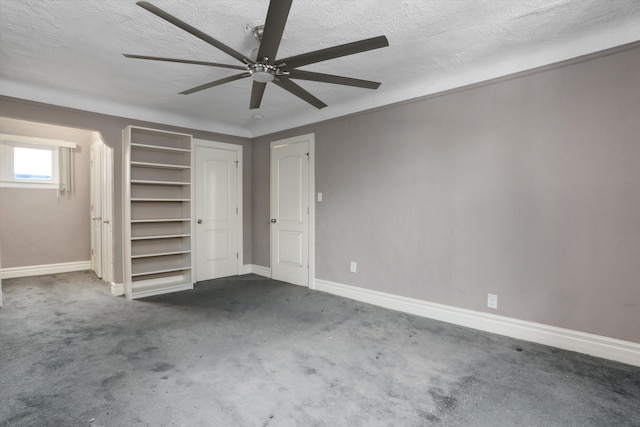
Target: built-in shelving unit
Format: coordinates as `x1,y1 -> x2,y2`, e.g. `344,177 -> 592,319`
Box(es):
123,126 -> 194,299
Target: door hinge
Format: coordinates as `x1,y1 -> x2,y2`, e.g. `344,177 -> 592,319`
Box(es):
236,207 -> 238,214
235,160 -> 239,168
236,252 -> 239,259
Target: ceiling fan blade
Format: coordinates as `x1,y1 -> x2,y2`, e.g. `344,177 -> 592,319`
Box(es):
288,69 -> 381,89
256,0 -> 292,63
250,82 -> 267,109
273,78 -> 327,109
123,54 -> 246,70
278,35 -> 389,69
180,73 -> 249,95
136,1 -> 253,64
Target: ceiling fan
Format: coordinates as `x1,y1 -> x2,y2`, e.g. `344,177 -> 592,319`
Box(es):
123,1 -> 389,109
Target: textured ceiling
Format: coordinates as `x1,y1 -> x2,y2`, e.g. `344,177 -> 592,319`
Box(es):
1,0 -> 639,137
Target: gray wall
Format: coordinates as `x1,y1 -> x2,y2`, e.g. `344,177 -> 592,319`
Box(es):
0,118 -> 93,268
0,98 -> 252,283
1,45 -> 638,344
252,45 -> 640,343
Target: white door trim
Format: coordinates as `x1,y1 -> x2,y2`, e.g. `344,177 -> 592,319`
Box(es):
270,133 -> 315,288
193,139 -> 244,280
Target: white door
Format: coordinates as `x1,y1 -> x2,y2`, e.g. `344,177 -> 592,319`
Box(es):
90,137 -> 114,284
195,145 -> 239,281
101,144 -> 114,284
270,134 -> 313,287
90,142 -> 102,278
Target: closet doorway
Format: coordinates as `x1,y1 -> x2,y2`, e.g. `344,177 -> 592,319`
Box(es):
0,118 -> 114,290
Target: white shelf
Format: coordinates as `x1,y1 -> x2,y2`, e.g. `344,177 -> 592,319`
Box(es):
131,198 -> 191,202
131,250 -> 191,259
131,234 -> 191,241
131,266 -> 192,278
131,142 -> 190,153
131,180 -> 190,186
124,125 -> 194,300
131,218 -> 190,223
128,280 -> 193,299
131,161 -> 190,170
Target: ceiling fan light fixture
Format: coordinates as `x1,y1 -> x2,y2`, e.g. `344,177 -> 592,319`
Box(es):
249,62 -> 277,83
252,70 -> 275,83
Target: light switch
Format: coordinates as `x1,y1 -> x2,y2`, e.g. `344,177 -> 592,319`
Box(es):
317,192 -> 323,202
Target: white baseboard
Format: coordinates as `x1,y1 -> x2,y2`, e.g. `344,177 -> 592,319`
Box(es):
0,261 -> 91,279
314,278 -> 640,367
111,282 -> 124,296
239,264 -> 252,275
250,265 -> 271,278
127,283 -> 193,300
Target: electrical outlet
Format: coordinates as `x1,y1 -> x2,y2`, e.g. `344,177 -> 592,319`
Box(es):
350,261 -> 357,273
487,293 -> 498,309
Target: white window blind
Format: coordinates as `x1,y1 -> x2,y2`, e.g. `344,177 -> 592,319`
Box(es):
58,146 -> 75,195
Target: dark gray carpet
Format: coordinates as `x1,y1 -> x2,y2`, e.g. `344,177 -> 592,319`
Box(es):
1,271 -> 639,426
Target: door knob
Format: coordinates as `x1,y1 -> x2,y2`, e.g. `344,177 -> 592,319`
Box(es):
197,219 -> 203,224
270,218 -> 277,223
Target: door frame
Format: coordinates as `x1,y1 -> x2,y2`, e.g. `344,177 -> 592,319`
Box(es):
270,133 -> 315,288
193,139 -> 244,281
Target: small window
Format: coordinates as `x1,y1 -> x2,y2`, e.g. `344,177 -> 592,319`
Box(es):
14,146 -> 54,181
0,141 -> 59,189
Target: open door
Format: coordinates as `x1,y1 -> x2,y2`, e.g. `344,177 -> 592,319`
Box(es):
90,141 -> 102,278
90,134 -> 114,285
101,143 -> 114,285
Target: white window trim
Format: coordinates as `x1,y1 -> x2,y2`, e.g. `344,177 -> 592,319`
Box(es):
0,134 -> 76,189
0,133 -> 77,149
